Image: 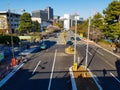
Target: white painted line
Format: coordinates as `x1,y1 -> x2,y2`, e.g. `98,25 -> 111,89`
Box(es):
32,60 -> 41,75
88,51 -> 92,56
0,63 -> 24,87
95,44 -> 120,58
48,49 -> 57,90
69,66 -> 77,90
96,50 -> 104,56
87,68 -> 103,90
110,72 -> 120,83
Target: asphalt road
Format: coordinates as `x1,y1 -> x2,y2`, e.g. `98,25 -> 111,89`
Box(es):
1,32 -> 73,90
2,30 -> 120,90
63,30 -> 120,90
77,42 -> 120,90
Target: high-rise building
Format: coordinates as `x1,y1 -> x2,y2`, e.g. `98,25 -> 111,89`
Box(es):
32,10 -> 48,21
32,6 -> 53,21
45,7 -> 53,20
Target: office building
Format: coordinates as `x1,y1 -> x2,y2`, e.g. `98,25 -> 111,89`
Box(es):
63,14 -> 83,30
63,14 -> 70,30
32,6 -> 53,21
45,7 -> 53,20
0,11 -> 20,34
32,10 -> 48,21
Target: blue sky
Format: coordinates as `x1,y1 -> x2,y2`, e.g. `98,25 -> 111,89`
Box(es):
0,0 -> 112,19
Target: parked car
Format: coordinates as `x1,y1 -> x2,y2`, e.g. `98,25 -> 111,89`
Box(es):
40,43 -> 47,50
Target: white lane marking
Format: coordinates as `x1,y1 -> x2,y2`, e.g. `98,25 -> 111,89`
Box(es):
103,60 -> 115,69
87,68 -> 103,90
93,75 -> 100,82
110,72 -> 120,83
69,67 -> 77,90
48,49 -> 57,90
32,60 -> 41,75
0,63 -> 24,87
88,51 -> 92,56
96,50 -> 104,56
93,48 -> 115,69
95,44 -> 120,58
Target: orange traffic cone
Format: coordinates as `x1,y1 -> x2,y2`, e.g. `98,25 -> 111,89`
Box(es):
11,58 -> 17,67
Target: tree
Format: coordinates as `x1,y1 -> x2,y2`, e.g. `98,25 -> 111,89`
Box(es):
32,21 -> 41,33
77,21 -> 88,35
18,12 -> 33,35
103,0 -> 120,40
91,12 -> 104,31
53,21 -> 63,30
88,13 -> 104,42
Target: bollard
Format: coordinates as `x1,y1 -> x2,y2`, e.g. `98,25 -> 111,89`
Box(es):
73,62 -> 77,71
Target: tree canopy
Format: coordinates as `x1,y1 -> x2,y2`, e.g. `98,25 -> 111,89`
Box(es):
18,12 -> 33,34
32,21 -> 41,33
103,0 -> 120,40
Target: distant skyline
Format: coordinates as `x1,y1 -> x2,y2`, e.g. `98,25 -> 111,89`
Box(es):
0,0 -> 113,19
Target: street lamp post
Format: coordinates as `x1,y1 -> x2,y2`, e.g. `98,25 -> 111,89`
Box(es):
73,14 -> 79,71
74,16 -> 77,64
85,17 -> 91,69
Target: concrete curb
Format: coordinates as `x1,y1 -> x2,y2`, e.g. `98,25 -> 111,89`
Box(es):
0,62 -> 24,87
95,43 -> 120,58
69,66 -> 77,90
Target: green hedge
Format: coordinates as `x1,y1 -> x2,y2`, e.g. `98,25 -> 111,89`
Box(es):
0,35 -> 20,45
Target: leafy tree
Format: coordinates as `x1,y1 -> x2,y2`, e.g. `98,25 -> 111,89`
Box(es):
53,21 -> 63,29
18,12 -> 33,35
91,12 -> 104,31
74,20 -> 88,37
103,0 -> 120,40
88,13 -> 104,42
32,21 -> 41,33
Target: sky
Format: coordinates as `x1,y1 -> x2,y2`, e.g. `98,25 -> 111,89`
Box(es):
0,0 -> 113,19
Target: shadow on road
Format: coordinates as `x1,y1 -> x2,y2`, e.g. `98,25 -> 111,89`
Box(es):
1,68 -> 72,90
43,40 -> 56,49
115,58 -> 120,78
